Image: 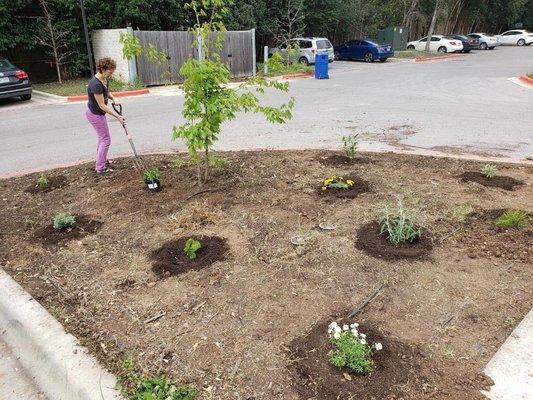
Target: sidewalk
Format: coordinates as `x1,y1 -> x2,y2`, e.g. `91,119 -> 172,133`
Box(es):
0,339 -> 47,400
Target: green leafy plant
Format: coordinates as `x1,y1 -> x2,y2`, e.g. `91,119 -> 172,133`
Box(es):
170,158 -> 193,169
482,163 -> 497,179
208,155 -> 230,168
342,134 -> 359,159
184,238 -> 202,260
53,213 -> 75,230
328,321 -> 382,374
37,173 -> 49,188
118,357 -> 197,400
143,168 -> 161,182
379,200 -> 422,246
171,0 -> 295,184
321,176 -> 354,191
496,210 -> 529,229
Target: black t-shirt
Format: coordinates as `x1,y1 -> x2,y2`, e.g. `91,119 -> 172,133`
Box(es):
87,76 -> 109,115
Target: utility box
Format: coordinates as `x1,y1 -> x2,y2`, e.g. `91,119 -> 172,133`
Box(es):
377,27 -> 408,51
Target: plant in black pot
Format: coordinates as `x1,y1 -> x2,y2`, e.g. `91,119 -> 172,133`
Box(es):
143,168 -> 162,192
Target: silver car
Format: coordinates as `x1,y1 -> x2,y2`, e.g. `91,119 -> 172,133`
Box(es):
269,37 -> 334,65
467,33 -> 501,50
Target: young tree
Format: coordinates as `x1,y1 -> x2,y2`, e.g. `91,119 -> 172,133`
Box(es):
172,0 -> 295,184
36,0 -> 73,83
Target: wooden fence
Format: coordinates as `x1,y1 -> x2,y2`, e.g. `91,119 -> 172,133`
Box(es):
133,30 -> 255,86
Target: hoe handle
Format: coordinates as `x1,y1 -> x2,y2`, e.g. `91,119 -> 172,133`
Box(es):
112,102 -> 123,116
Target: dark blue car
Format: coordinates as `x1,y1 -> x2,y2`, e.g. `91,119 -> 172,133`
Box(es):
334,39 -> 394,62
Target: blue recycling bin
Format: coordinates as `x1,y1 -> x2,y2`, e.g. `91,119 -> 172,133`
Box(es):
314,53 -> 329,79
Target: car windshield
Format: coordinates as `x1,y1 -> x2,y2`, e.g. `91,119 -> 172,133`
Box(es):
316,39 -> 332,49
0,58 -> 15,72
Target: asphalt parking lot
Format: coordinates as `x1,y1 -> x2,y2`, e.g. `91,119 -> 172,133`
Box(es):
0,46 -> 531,176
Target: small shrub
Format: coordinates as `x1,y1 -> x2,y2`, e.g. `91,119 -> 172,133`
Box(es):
53,213 -> 75,230
482,164 -> 497,179
322,176 -> 354,191
496,210 -> 529,229
143,168 -> 161,182
184,238 -> 202,260
118,357 -> 197,400
328,321 -> 382,374
37,173 -> 49,188
342,134 -> 359,159
379,201 -> 422,246
208,156 -> 230,168
170,158 -> 192,169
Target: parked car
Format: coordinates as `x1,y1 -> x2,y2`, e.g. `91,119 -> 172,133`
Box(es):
406,35 -> 463,53
334,39 -> 394,62
496,30 -> 533,46
0,57 -> 32,101
467,33 -> 501,50
268,37 -> 334,65
445,34 -> 479,52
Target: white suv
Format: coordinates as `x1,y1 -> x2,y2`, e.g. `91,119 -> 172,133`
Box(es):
269,37 -> 334,65
496,30 -> 533,46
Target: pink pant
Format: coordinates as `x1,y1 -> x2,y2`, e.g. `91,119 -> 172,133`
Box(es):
86,109 -> 110,172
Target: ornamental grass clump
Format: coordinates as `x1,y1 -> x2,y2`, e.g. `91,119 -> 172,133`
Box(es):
322,176 -> 354,191
184,238 -> 202,260
53,213 -> 75,230
379,201 -> 422,246
328,321 -> 382,374
482,163 -> 497,179
496,210 -> 529,229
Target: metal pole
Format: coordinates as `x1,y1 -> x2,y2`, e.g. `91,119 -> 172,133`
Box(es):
263,46 -> 268,75
251,28 -> 256,77
79,0 -> 94,75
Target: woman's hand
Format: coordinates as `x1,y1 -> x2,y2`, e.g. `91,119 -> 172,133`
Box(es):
116,115 -> 126,125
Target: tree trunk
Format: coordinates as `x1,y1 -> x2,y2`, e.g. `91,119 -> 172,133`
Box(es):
41,0 -> 62,83
203,147 -> 209,183
425,0 -> 440,52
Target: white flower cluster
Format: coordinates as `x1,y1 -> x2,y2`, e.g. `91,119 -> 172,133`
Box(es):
327,321 -> 383,351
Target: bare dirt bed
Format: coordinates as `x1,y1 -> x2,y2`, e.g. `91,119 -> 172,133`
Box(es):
0,150 -> 532,400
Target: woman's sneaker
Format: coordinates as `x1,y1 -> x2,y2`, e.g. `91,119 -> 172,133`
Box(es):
96,167 -> 114,174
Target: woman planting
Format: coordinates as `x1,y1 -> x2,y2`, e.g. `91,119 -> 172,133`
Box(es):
85,57 -> 125,174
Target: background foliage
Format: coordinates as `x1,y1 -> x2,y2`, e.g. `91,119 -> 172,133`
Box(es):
1,0 -> 531,80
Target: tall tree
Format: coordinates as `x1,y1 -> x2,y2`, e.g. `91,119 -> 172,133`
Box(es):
425,0 -> 440,51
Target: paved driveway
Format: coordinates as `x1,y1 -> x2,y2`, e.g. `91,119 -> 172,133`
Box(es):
0,46 -> 531,177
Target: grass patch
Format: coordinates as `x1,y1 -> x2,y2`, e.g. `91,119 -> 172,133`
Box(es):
496,210 -> 529,229
117,357 -> 197,400
34,77 -> 145,96
257,62 -> 313,77
394,51 -> 448,59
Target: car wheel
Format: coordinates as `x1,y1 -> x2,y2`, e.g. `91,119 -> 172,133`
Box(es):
334,52 -> 341,60
437,46 -> 447,53
364,52 -> 374,62
517,39 -> 525,46
379,58 -> 387,62
480,42 -> 488,50
20,94 -> 32,101
298,57 -> 309,65
464,49 -> 471,53
407,45 -> 415,50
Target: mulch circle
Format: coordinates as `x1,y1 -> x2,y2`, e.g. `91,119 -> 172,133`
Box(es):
355,221 -> 433,260
287,317 -> 425,399
24,175 -> 68,194
459,171 -> 524,191
33,215 -> 103,246
151,236 -> 229,278
318,154 -> 371,167
318,176 -> 371,199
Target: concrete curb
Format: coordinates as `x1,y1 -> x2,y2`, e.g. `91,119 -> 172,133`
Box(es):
0,269 -> 123,400
415,54 -> 465,62
32,90 -> 67,103
482,308 -> 533,400
67,88 -> 150,102
518,75 -> 533,86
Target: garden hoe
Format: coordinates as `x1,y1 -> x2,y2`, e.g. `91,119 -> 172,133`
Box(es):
112,103 -> 146,171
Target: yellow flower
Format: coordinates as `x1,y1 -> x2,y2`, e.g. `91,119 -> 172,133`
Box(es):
346,179 -> 354,187
321,186 -> 327,191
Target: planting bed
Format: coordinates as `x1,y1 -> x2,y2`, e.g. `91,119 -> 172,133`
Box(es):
0,150 -> 532,399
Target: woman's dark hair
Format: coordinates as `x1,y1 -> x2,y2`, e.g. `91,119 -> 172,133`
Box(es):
96,57 -> 117,73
